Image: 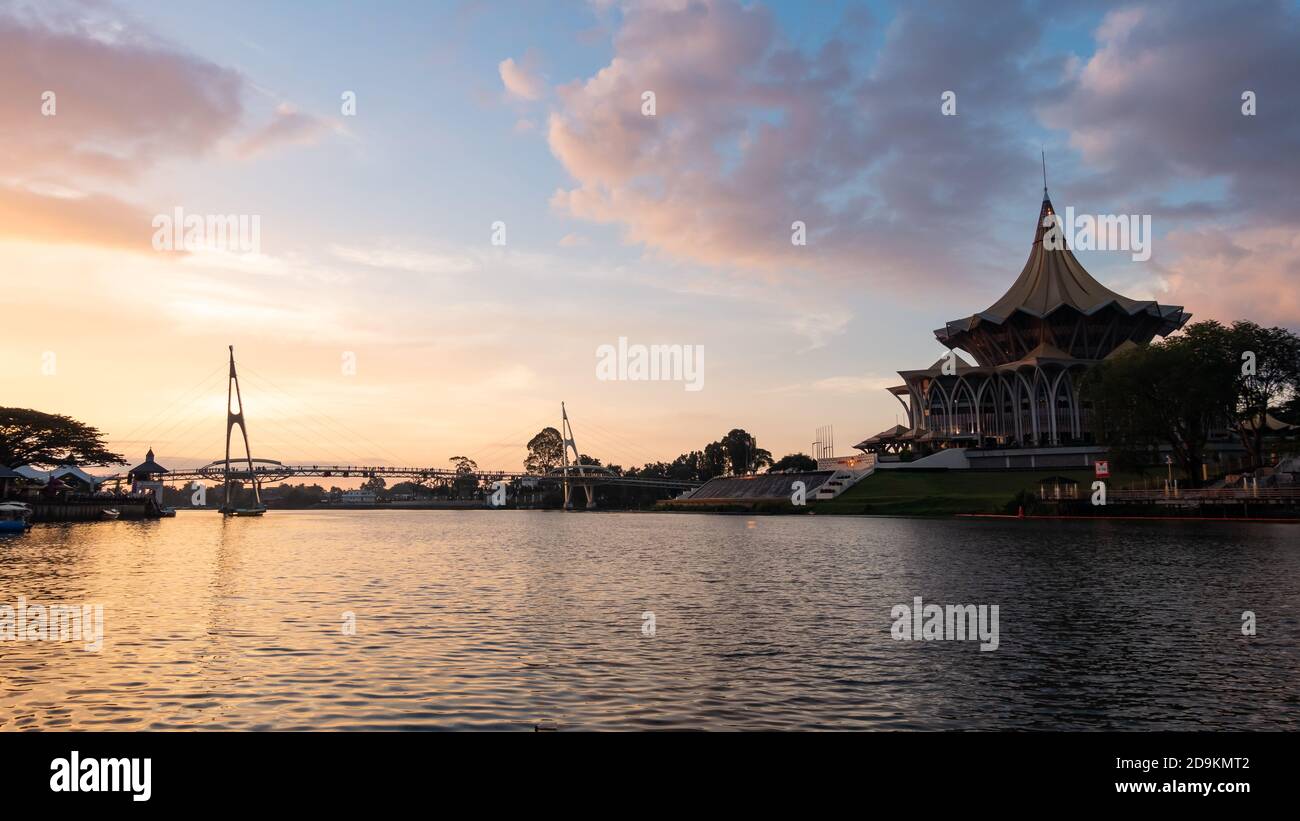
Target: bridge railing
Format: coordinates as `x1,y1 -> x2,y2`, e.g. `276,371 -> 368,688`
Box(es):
102,464 -> 701,490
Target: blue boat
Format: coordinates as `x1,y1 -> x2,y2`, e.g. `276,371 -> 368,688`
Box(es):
0,502 -> 33,533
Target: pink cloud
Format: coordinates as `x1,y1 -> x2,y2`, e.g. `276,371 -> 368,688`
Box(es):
1042,0 -> 1300,326
237,103 -> 337,158
1042,1 -> 1300,206
0,186 -> 160,253
0,12 -> 244,181
498,55 -> 545,100
546,0 -> 1048,290
0,7 -> 249,252
1156,224 -> 1300,327
0,5 -> 330,253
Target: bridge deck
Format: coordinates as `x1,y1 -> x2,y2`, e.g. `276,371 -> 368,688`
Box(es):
105,463 -> 698,490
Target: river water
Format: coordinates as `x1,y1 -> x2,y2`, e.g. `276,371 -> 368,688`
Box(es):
1,511 -> 1296,730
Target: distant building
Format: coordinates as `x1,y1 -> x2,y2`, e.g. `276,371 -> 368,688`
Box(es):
127,448 -> 168,483
14,464 -> 103,493
127,448 -> 169,508
858,190 -> 1190,458
340,489 -> 377,505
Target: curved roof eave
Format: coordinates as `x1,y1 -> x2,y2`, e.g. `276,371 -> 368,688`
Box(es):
945,297 -> 1186,331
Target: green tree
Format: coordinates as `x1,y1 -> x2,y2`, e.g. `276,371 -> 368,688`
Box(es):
720,429 -> 770,474
524,427 -> 564,474
701,441 -> 728,479
1083,324 -> 1238,486
770,453 -> 818,472
0,407 -> 125,468
668,452 -> 702,481
449,456 -> 478,474
633,461 -> 672,480
449,456 -> 479,498
389,481 -> 433,499
1224,321 -> 1300,470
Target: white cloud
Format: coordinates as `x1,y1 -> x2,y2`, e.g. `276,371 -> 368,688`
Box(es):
327,243 -> 478,275
498,56 -> 545,101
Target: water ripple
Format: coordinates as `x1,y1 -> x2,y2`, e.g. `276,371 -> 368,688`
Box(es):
0,511 -> 1296,729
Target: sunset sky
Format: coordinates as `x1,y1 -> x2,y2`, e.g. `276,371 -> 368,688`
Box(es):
3,0 -> 1298,472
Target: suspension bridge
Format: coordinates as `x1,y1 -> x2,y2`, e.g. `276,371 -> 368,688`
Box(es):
103,347 -> 700,514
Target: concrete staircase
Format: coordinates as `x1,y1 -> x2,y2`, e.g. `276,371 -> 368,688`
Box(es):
813,467 -> 874,501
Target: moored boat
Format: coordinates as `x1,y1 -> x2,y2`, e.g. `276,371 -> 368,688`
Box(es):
0,502 -> 33,533
100,508 -> 121,520
222,505 -> 267,517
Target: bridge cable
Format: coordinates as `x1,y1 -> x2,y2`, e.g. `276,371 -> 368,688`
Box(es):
239,364 -> 409,466
235,370 -> 404,465
575,416 -> 674,469
109,363 -> 225,454
232,373 -> 387,467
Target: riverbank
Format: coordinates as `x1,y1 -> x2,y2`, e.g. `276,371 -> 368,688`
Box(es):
814,468 -> 1300,518
26,498 -> 153,522
813,468 -> 1109,516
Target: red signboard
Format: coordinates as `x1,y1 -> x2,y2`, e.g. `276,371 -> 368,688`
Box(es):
1094,460 -> 1110,478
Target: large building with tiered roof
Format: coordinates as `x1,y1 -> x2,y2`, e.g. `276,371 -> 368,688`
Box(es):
858,188 -> 1189,457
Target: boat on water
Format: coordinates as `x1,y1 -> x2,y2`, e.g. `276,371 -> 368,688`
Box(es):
0,502 -> 33,533
221,506 -> 267,517
159,507 -> 177,518
100,508 -> 121,520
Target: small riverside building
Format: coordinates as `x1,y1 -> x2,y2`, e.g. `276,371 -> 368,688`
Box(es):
127,448 -> 170,509
14,464 -> 103,494
340,489 -> 377,505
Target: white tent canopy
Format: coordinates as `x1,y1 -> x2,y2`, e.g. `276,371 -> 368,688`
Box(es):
13,464 -> 104,489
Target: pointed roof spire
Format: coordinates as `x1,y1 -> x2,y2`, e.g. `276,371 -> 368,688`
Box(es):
129,447 -> 168,478
1041,149 -> 1048,200
975,193 -> 1151,323
931,173 -> 1191,361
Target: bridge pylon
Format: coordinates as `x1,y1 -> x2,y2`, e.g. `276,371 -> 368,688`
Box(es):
560,402 -> 596,510
221,346 -> 265,516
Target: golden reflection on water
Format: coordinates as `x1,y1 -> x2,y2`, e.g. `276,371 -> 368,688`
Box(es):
1,511 -> 1298,730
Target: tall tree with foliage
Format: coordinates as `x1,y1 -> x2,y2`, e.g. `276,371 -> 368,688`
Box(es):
719,429 -> 771,474
1083,322 -> 1238,485
524,427 -> 564,474
1224,321 -> 1300,470
668,451 -> 703,481
769,453 -> 818,472
447,456 -> 480,498
701,441 -> 728,479
449,456 -> 479,475
0,407 -> 125,468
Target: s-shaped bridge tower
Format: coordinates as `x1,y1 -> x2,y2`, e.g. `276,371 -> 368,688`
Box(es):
560,402 -> 597,510
221,346 -> 265,515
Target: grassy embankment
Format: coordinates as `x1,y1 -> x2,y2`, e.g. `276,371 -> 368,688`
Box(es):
812,468 -> 1144,516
